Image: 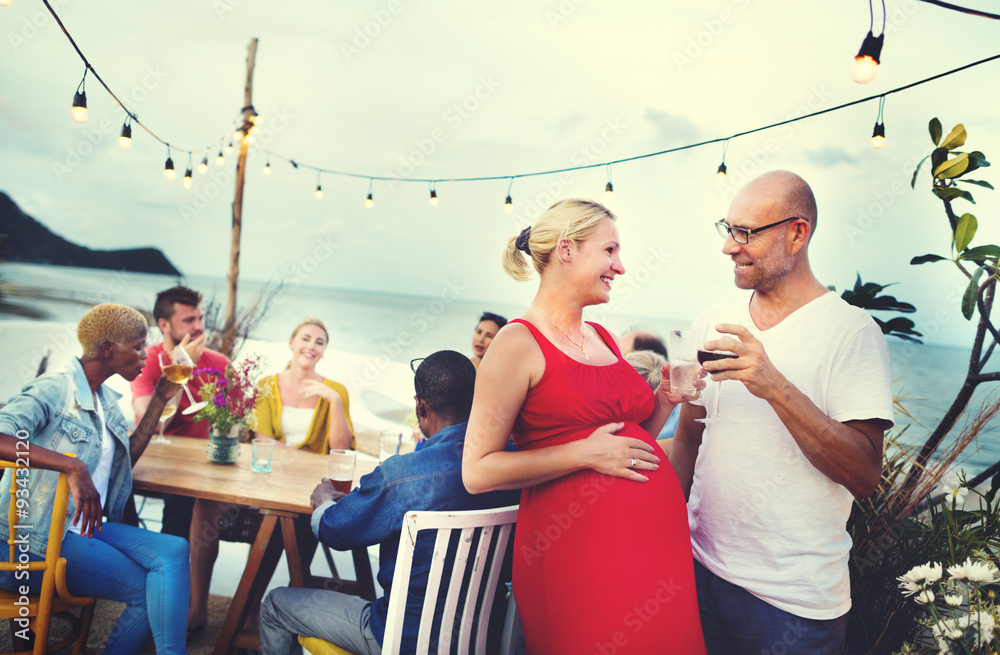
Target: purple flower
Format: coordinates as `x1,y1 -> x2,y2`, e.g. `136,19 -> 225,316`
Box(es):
213,392 -> 226,408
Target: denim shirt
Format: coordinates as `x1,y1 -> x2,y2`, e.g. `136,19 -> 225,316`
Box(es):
313,422 -> 520,649
0,358 -> 134,557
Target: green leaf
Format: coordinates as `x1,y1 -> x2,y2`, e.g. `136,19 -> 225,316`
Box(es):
962,267 -> 987,320
957,179 -> 994,189
940,123 -> 967,150
934,152 -> 970,179
910,254 -> 947,265
930,147 -> 949,175
879,317 -> 924,343
958,245 -> 1000,261
968,151 -> 991,168
929,118 -> 942,146
954,213 -> 977,251
911,155 -> 930,189
933,187 -> 964,201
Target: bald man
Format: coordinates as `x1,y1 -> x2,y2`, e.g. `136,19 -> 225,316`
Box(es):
670,170 -> 893,654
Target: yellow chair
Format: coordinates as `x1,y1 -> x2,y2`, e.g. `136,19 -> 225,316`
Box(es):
298,635 -> 354,655
0,457 -> 96,655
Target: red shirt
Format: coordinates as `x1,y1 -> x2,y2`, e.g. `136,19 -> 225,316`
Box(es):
131,342 -> 231,439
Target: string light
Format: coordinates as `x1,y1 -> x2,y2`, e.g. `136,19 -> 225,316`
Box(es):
118,117 -> 132,150
0,0 -> 13,7
263,157 -> 271,175
198,155 -> 209,174
183,154 -> 193,188
163,147 -> 176,180
429,183 -> 439,207
604,165 -> 614,196
716,140 -> 729,177
365,179 -> 374,208
504,178 -> 514,214
234,128 -> 245,142
852,0 -> 886,84
70,70 -> 88,124
216,148 -> 225,166
315,172 -> 323,199
225,139 -> 234,155
871,96 -> 887,149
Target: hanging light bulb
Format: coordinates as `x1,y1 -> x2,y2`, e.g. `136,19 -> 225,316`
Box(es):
118,121 -> 132,150
365,192 -> 374,208
716,162 -> 727,177
263,159 -> 271,175
604,182 -> 614,196
198,155 -> 209,174
216,148 -> 225,166
163,151 -> 176,180
234,128 -> 245,142
183,168 -> 193,188
225,140 -> 234,155
0,0 -> 14,7
70,89 -> 87,124
315,184 -> 324,199
851,31 -> 884,84
871,122 -> 886,149
429,187 -> 439,206
504,194 -> 514,214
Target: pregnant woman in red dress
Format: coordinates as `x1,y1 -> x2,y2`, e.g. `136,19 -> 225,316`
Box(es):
463,199 -> 706,654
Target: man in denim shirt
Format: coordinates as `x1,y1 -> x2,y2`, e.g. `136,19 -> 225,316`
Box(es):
260,350 -> 519,655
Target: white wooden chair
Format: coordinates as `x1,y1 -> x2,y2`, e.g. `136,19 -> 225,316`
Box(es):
300,504 -> 518,655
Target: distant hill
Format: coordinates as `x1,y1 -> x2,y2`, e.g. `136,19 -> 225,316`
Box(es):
0,192 -> 181,276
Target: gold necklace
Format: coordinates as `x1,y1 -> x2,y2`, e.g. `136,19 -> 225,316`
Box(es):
532,305 -> 588,360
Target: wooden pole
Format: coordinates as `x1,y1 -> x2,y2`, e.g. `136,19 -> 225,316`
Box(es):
220,37 -> 258,358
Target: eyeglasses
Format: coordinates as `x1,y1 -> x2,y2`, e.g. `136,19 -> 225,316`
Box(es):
715,217 -> 802,244
410,357 -> 426,398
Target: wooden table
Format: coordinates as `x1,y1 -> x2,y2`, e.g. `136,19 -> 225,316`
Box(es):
132,437 -> 378,655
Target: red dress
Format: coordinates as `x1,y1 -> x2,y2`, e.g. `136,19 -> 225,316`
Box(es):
510,319 -> 706,655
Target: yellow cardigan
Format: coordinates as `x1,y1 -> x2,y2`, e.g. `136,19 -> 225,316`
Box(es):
254,375 -> 355,454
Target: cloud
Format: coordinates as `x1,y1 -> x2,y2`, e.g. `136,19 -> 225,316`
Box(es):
642,109 -> 703,147
802,146 -> 858,168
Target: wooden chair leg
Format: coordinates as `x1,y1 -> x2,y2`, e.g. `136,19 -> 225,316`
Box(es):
72,602 -> 97,655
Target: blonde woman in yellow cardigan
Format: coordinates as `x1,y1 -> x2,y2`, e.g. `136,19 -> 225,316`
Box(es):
255,318 -> 355,453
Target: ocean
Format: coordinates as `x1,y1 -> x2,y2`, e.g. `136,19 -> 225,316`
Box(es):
2,262 -> 996,476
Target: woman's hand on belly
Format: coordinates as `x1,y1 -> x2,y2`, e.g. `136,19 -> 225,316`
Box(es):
574,422 -> 660,482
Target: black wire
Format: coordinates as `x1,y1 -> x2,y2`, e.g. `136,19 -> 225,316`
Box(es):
42,0 -> 239,154
880,0 -> 887,33
914,0 -> 1000,19
868,0 -> 875,30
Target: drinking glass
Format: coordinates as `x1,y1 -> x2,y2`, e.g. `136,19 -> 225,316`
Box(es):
151,395 -> 179,445
667,330 -> 699,396
251,437 -> 275,473
328,449 -> 357,494
697,346 -> 738,415
379,430 -> 402,463
161,346 -> 209,416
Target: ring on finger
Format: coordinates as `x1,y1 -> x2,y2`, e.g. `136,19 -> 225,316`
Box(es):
630,457 -> 636,469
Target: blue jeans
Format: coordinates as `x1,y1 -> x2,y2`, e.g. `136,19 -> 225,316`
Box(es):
260,586 -> 381,655
694,560 -> 848,655
1,522 -> 190,655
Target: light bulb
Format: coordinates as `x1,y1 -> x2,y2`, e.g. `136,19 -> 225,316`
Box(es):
0,0 -> 14,7
315,185 -> 324,199
118,123 -> 132,150
605,182 -> 614,196
216,150 -> 225,166
365,192 -> 374,208
198,156 -> 209,174
429,189 -> 439,206
164,157 -> 176,180
234,129 -> 245,141
263,162 -> 271,175
504,194 -> 514,214
851,31 -> 884,84
70,91 -> 88,124
716,162 -> 727,177
871,122 -> 886,149
225,141 -> 233,155
183,168 -> 193,188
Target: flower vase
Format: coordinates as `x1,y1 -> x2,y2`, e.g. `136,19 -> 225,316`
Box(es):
206,425 -> 244,464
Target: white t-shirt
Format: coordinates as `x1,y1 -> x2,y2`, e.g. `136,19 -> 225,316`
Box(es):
687,291 -> 894,620
280,406 -> 315,449
69,397 -> 113,535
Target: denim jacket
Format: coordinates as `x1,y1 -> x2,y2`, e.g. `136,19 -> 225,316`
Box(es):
313,422 -> 520,649
0,358 -> 134,557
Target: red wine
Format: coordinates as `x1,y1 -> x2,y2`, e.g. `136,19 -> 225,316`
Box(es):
697,350 -> 738,364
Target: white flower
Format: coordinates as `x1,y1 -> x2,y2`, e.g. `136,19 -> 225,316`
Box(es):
898,561 -> 944,593
947,560 -> 971,581
963,560 -> 999,584
938,470 -> 967,508
944,593 -> 964,607
916,589 -> 935,604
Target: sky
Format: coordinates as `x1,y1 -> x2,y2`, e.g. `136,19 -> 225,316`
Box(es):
1,0 -> 999,348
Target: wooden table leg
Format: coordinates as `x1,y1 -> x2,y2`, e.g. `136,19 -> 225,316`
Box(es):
213,512 -> 284,655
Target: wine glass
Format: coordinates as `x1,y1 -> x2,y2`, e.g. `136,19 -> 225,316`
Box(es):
697,334 -> 739,416
160,347 -> 209,416
152,395 -> 179,445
